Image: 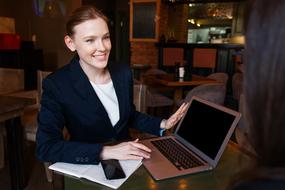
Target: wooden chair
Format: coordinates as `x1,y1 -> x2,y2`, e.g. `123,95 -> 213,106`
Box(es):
192,48 -> 217,76
0,68 -> 25,169
20,70 -> 55,183
163,48 -> 184,67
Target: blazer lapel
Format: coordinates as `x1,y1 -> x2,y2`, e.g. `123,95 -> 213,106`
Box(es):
108,63 -> 127,127
68,56 -> 112,126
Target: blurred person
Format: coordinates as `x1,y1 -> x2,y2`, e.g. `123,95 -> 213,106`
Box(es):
230,0 -> 285,189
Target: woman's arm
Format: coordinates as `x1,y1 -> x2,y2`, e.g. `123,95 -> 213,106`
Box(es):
36,78 -> 103,164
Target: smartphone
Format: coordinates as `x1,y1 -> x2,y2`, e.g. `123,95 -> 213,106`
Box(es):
101,159 -> 126,180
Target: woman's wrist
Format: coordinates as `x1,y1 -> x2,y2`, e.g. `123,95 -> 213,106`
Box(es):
160,119 -> 167,129
100,146 -> 112,160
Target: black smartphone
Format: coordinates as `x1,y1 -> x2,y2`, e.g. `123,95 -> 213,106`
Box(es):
101,159 -> 126,180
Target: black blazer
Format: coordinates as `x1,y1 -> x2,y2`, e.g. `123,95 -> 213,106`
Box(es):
36,55 -> 162,164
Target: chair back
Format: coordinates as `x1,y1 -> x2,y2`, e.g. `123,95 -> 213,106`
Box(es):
133,83 -> 147,113
184,83 -> 226,105
207,72 -> 228,85
163,48 -> 184,66
37,70 -> 52,99
192,48 -> 217,76
232,72 -> 243,101
0,68 -> 24,94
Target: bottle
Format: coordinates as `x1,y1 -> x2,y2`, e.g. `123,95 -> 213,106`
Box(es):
179,66 -> 185,80
174,62 -> 180,81
183,60 -> 192,81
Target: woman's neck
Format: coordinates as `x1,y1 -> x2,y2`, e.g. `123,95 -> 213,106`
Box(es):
79,60 -> 111,84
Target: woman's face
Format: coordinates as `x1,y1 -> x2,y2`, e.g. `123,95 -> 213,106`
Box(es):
67,18 -> 111,70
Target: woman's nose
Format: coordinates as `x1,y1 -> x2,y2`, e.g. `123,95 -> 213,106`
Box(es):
96,39 -> 106,51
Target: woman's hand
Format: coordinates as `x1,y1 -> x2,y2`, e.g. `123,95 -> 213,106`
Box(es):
161,102 -> 189,130
100,139 -> 151,160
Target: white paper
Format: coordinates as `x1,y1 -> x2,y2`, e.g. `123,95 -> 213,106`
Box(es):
49,159 -> 142,189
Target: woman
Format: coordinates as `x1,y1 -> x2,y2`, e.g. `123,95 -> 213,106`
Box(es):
230,0 -> 285,189
36,5 -> 187,165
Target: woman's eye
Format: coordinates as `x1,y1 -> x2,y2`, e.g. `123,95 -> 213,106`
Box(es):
86,39 -> 93,43
103,36 -> 110,40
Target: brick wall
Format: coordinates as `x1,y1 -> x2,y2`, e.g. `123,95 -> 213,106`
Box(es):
130,42 -> 158,67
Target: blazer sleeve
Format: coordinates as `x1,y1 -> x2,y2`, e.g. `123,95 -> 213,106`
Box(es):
36,78 -> 103,165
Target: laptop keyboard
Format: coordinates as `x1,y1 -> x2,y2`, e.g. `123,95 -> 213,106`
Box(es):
151,138 -> 203,170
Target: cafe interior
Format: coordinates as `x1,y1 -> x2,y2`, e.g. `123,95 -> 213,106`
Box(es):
0,0 -> 256,190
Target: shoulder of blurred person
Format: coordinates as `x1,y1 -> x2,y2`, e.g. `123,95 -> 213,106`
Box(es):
233,180 -> 285,190
231,168 -> 285,190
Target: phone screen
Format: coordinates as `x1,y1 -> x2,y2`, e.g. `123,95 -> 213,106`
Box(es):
101,159 -> 126,180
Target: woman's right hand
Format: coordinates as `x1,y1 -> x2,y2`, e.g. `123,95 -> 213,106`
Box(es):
100,139 -> 151,160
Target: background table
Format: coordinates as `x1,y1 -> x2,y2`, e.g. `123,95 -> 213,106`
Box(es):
143,74 -> 219,101
0,95 -> 36,190
64,142 -> 251,190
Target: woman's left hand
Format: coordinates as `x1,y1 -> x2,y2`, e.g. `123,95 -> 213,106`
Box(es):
161,102 -> 189,130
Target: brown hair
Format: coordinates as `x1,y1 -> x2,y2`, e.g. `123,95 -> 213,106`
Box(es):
66,5 -> 109,36
229,0 -> 285,188
245,0 -> 285,168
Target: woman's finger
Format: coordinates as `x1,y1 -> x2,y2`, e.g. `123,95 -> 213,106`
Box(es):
129,141 -> 151,152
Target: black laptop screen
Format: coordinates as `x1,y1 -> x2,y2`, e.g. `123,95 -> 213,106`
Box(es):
176,99 -> 236,160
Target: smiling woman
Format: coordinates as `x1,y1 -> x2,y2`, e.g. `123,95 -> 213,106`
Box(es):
36,5 -> 188,166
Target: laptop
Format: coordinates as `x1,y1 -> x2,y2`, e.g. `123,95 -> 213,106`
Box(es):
140,96 -> 241,180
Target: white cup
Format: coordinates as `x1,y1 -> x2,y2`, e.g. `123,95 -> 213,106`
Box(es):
179,67 -> 185,78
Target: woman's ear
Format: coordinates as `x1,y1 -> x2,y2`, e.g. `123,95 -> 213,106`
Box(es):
64,35 -> 76,52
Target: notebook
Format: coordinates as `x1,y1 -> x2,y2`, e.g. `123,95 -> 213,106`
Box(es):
140,96 -> 241,180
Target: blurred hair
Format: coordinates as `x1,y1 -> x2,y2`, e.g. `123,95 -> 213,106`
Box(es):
66,5 -> 108,36
228,1 -> 285,188
244,0 -> 285,168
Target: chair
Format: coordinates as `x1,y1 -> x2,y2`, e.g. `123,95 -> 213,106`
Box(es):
130,82 -> 156,139
192,48 -> 217,76
207,72 -> 228,86
142,69 -> 174,116
232,72 -> 243,103
22,70 -> 51,142
0,68 -> 25,169
133,82 -> 147,113
20,70 -> 54,182
177,83 -> 227,107
163,48 -> 184,66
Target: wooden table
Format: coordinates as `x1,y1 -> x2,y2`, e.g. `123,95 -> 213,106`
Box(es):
64,141 -> 251,190
144,74 -> 219,101
0,95 -> 36,190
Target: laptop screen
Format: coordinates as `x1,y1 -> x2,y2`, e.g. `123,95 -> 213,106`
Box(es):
176,99 -> 236,160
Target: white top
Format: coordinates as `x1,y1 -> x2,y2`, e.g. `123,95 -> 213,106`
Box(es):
90,80 -> 119,126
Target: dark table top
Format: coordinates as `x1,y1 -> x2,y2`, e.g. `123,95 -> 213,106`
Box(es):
64,142 -> 252,190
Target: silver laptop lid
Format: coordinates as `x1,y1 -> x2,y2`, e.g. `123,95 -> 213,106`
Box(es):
174,96 -> 241,167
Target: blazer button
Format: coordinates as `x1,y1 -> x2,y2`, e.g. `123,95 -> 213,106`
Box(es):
75,157 -> 80,162
85,157 -> 89,162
